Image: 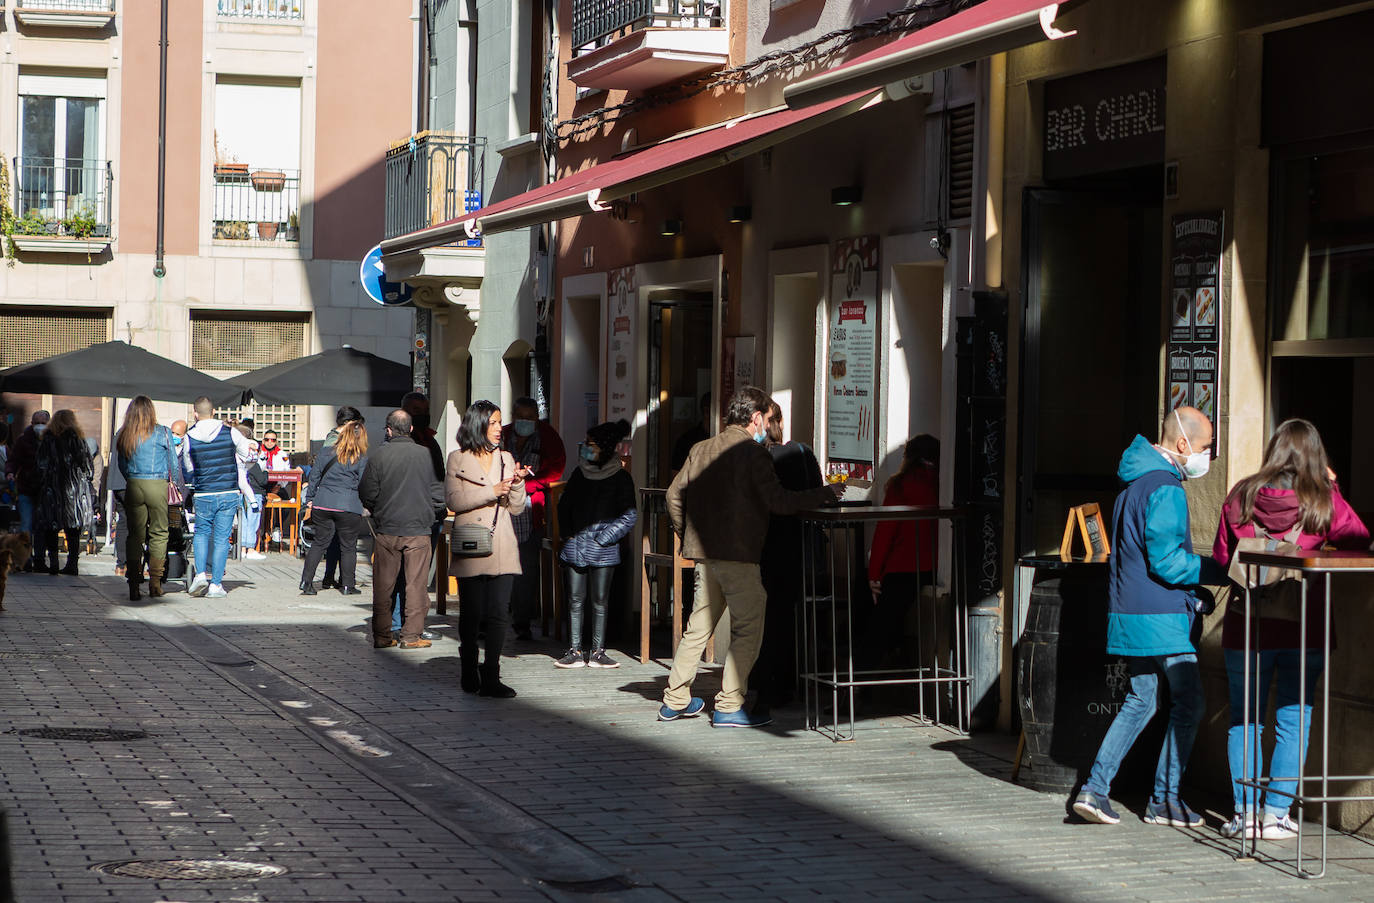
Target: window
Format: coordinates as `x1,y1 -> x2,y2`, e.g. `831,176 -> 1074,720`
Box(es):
15,72 -> 108,226
212,402 -> 301,456
212,80 -> 302,243
190,314 -> 305,371
0,307 -> 111,367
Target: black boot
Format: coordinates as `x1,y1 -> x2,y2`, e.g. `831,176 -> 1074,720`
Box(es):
478,663 -> 516,699
300,582 -> 317,596
128,579 -> 141,601
60,554 -> 79,576
460,648 -> 482,694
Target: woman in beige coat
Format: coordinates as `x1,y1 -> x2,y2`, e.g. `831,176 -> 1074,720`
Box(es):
447,400 -> 528,698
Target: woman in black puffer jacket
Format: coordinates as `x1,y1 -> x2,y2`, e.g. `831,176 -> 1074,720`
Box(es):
554,419 -> 636,670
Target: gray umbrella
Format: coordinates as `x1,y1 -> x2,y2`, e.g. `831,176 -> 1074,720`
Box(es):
232,346 -> 413,407
0,341 -> 242,405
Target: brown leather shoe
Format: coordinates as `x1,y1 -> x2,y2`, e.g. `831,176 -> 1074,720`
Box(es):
398,638 -> 432,649
373,637 -> 397,649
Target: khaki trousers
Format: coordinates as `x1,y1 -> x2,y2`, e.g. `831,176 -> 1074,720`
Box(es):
663,559 -> 767,713
372,533 -> 432,643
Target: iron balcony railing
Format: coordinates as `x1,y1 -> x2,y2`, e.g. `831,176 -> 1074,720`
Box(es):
12,157 -> 113,240
211,165 -> 301,243
384,132 -> 485,246
217,0 -> 302,21
16,0 -> 115,10
572,0 -> 723,50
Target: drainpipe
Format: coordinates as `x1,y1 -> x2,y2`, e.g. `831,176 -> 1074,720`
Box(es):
153,0 -> 168,279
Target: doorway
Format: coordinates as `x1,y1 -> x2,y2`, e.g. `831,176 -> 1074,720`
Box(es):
648,290 -> 714,490
559,294 -> 601,444
1021,184 -> 1162,554
770,274 -> 821,447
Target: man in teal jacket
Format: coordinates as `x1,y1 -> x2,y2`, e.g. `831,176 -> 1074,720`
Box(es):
1073,406 -> 1227,827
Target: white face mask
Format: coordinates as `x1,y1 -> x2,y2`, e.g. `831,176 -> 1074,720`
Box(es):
32,424 -> 46,436
1174,409 -> 1210,479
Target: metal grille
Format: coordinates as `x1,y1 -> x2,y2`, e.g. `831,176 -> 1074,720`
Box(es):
217,0 -> 303,20
383,133 -> 485,243
213,402 -> 299,456
947,104 -> 975,222
93,859 -> 287,880
0,309 -> 110,368
191,317 -> 305,371
572,0 -> 723,49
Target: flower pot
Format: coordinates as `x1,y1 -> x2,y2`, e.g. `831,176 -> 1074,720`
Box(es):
251,170 -> 286,192
256,221 -> 280,241
215,163 -> 249,183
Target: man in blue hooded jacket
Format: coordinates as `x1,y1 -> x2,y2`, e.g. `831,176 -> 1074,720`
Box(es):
1072,406 -> 1227,828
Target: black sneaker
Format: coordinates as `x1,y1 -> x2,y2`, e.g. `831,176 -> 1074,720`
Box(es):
587,649 -> 619,669
554,648 -> 586,669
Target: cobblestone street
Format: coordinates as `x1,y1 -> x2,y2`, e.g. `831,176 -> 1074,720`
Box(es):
2,555 -> 1372,902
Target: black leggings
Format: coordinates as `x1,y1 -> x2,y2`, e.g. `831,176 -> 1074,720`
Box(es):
458,574 -> 514,668
301,509 -> 362,589
41,528 -> 80,568
565,564 -> 614,651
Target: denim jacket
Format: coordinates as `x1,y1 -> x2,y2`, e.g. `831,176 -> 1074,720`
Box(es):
118,425 -> 176,481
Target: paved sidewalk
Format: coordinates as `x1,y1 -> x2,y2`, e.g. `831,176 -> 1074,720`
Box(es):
2,552 -> 1373,902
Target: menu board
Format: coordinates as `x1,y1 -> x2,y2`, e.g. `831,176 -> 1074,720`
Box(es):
606,267 -> 636,427
1166,212 -> 1223,423
826,235 -> 879,480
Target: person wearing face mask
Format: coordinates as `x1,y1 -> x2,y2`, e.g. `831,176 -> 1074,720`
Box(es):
5,411 -> 50,566
500,396 -> 567,641
660,387 -> 843,727
553,419 -> 635,669
1072,406 -> 1228,829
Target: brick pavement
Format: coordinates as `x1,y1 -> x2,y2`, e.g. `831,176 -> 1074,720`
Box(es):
2,552 -> 1373,902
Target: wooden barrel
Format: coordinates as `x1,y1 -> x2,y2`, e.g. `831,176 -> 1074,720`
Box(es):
1016,569 -> 1162,794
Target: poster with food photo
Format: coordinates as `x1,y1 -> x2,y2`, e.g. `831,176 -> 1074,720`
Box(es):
827,235 -> 879,478
1168,350 -> 1192,411
1190,349 -> 1217,422
606,267 -> 636,427
1167,212 -> 1223,435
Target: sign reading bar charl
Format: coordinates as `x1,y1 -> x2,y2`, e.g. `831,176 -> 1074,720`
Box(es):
1043,56 -> 1166,180
826,235 -> 879,481
1167,212 -> 1223,423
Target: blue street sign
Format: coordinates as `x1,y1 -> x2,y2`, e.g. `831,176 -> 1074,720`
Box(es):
360,243 -> 414,306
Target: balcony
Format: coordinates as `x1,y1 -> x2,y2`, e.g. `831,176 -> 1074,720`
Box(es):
14,0 -> 116,29
568,0 -> 727,92
11,157 -> 113,255
217,0 -> 302,21
211,165 -> 301,246
382,133 -> 486,306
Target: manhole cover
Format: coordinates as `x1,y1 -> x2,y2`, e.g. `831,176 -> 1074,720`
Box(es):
14,727 -> 149,741
93,859 -> 287,880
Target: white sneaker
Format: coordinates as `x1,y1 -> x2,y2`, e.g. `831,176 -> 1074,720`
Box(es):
206,584 -> 228,598
1261,812 -> 1300,841
243,550 -> 267,561
1220,813 -> 1258,839
187,573 -> 209,597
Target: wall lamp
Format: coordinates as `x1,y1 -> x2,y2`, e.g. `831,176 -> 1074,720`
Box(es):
661,218 -> 683,236
727,205 -> 752,223
831,185 -> 862,206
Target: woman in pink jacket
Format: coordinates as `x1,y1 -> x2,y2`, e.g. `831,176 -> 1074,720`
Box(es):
1212,419 -> 1369,841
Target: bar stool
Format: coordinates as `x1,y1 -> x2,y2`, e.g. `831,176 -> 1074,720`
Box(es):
259,468 -> 303,556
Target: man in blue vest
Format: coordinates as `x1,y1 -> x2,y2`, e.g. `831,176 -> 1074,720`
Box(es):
1072,406 -> 1227,828
181,396 -> 256,598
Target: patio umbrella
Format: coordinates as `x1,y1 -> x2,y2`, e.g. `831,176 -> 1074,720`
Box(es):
0,341 -> 243,405
233,346 -> 412,407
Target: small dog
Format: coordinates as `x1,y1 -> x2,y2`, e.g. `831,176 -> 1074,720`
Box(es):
0,532 -> 34,610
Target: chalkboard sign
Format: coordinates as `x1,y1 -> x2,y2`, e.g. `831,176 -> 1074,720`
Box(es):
1060,503 -> 1110,560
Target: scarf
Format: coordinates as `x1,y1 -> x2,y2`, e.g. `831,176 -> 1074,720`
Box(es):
578,458 -> 623,481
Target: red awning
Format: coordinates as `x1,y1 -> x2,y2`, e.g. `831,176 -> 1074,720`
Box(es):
784,1 -> 1080,110
381,90 -> 884,254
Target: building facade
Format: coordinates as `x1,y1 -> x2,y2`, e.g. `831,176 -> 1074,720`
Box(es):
0,0 -> 414,456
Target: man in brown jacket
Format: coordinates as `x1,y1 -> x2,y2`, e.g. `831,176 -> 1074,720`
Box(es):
660,386 -> 840,727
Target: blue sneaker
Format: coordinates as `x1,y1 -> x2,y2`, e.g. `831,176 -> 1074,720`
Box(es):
657,697 -> 706,722
1072,791 -> 1121,825
710,709 -> 773,728
1144,798 -> 1204,828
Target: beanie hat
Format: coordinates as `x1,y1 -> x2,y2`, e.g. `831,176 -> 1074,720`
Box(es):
587,419 -> 631,462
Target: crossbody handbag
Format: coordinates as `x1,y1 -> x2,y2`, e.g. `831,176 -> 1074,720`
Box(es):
452,455 -> 503,558
164,430 -> 185,507
1227,522 -> 1304,622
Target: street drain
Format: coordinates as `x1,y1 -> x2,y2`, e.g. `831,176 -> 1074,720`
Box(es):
93,858 -> 286,880
15,727 -> 149,741
543,876 -> 637,894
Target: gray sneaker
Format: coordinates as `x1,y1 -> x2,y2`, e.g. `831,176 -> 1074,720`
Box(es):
587,649 -> 619,669
1072,791 -> 1121,825
553,648 -> 586,669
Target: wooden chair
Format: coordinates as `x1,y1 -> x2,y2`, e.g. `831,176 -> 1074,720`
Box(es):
638,488 -> 702,665
540,481 -> 567,643
260,469 -> 303,556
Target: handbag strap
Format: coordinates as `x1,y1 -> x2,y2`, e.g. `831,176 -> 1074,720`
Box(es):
489,455 -> 504,534
164,427 -> 176,483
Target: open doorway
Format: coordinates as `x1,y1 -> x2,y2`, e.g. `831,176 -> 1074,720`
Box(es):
559,293 -> 601,442
648,290 -> 714,491
770,273 -> 820,447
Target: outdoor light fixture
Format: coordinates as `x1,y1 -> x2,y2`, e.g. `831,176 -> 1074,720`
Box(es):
661,218 -> 683,236
727,205 -> 752,223
831,186 -> 862,206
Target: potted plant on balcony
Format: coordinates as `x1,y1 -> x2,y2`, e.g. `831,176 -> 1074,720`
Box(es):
284,210 -> 299,242
61,203 -> 98,240
251,170 -> 286,192
256,220 -> 280,241
214,130 -> 249,182
214,220 -> 252,240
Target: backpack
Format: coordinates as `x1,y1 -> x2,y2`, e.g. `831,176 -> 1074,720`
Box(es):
1227,523 -> 1304,622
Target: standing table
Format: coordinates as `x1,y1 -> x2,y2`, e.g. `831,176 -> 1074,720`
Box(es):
799,504 -> 968,741
1234,548 -> 1374,878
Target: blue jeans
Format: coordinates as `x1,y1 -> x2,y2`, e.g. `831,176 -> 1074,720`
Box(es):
1083,653 -> 1203,804
1225,648 -> 1323,817
192,492 -> 239,586
238,493 -> 263,550
17,494 -> 35,533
